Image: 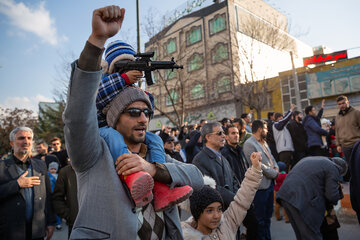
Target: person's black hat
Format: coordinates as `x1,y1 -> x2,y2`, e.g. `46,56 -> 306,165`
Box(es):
161,134 -> 174,144
190,185 -> 224,221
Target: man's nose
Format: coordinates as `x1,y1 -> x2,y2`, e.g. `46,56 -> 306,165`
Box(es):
138,112 -> 148,123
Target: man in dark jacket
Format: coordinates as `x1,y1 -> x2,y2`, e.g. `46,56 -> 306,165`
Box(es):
349,139 -> 360,223
303,100 -> 328,156
192,122 -> 239,210
277,156 -> 347,240
52,164 -> 78,238
221,124 -> 258,240
0,127 -> 56,240
185,130 -> 203,163
162,135 -> 184,162
287,111 -> 308,166
50,137 -> 69,169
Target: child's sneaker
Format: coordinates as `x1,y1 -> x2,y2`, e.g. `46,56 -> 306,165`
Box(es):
120,171 -> 154,208
153,181 -> 193,212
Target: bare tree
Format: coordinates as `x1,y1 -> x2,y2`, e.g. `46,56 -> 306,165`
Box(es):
148,38 -> 199,128
224,15 -> 297,118
52,51 -> 76,102
141,7 -> 166,39
142,9 -> 200,128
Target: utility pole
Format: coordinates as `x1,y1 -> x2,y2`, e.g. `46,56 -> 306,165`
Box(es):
136,0 -> 140,53
136,0 -> 143,88
290,51 -> 301,110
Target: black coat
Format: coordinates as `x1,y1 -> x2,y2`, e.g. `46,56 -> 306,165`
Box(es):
287,119 -> 308,152
221,144 -> 249,184
185,131 -> 203,163
350,139 -> 360,223
52,165 -> 78,227
192,147 -> 239,210
0,156 -> 56,240
165,149 -> 184,162
277,157 -> 342,235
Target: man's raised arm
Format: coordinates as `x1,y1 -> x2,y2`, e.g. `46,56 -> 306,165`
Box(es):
63,6 -> 125,172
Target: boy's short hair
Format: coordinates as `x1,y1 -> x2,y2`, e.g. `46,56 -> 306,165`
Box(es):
267,112 -> 274,119
305,106 -> 313,115
274,113 -> 283,121
293,111 -> 301,118
336,95 -> 348,102
51,137 -> 61,143
224,124 -> 236,135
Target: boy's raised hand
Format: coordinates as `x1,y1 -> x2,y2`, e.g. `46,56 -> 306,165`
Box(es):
250,152 -> 262,171
88,6 -> 125,48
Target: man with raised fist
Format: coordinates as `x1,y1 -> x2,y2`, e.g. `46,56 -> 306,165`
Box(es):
63,5 -> 203,239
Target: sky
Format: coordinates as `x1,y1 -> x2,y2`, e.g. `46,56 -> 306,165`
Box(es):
0,0 -> 359,114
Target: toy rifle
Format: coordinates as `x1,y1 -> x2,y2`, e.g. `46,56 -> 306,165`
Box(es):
114,52 -> 183,86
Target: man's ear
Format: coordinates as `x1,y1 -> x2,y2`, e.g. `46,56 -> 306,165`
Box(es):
204,134 -> 209,143
9,141 -> 14,148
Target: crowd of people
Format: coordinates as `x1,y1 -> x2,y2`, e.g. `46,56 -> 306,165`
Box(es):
1,5 -> 360,240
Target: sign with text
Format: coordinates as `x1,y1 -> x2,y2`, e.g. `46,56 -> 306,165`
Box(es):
303,50 -> 348,66
306,64 -> 360,99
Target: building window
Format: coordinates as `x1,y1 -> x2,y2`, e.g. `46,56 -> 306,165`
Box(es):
166,90 -> 178,106
217,76 -> 231,93
186,26 -> 202,45
234,5 -> 239,31
165,69 -> 176,80
152,48 -> 158,60
188,53 -> 204,72
211,43 -> 228,64
209,14 -> 226,35
153,95 -> 159,107
265,92 -> 273,109
191,84 -> 205,99
165,38 -> 177,56
152,71 -> 158,83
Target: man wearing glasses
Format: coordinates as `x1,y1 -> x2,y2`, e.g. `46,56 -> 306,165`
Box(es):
192,122 -> 240,210
62,5 -> 203,239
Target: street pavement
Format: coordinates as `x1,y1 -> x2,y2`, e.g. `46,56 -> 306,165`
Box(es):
52,209 -> 360,240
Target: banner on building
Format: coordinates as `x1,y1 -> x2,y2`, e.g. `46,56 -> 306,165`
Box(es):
303,50 -> 347,66
306,64 -> 360,99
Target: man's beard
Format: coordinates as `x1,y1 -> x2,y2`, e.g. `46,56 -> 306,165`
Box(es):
298,117 -> 302,122
128,124 -> 147,144
128,133 -> 146,145
261,132 -> 267,140
17,148 -> 30,156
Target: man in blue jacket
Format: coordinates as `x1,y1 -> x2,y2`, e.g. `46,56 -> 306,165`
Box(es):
303,99 -> 329,156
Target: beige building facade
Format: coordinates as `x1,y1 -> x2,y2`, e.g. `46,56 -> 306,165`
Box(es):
145,0 -> 312,130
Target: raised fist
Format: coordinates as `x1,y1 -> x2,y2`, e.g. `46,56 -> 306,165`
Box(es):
89,6 -> 125,48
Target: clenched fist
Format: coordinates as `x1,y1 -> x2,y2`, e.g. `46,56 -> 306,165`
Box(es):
88,5 -> 125,48
250,152 -> 262,170
17,171 -> 40,188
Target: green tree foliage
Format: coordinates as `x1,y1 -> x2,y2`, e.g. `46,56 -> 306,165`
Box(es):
0,107 -> 38,156
34,101 -> 65,144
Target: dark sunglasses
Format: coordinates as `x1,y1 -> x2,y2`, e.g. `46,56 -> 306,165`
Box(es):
123,108 -> 153,118
210,130 -> 225,136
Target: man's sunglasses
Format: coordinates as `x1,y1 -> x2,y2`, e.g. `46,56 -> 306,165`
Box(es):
123,108 -> 153,118
209,130 -> 225,136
